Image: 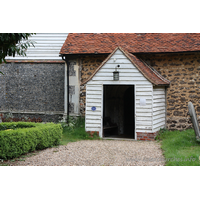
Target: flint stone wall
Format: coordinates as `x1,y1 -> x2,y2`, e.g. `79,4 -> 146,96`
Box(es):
0,62 -> 65,122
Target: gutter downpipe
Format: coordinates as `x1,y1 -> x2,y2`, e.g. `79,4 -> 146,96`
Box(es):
62,55 -> 69,123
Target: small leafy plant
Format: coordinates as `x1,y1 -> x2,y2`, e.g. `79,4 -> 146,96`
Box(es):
155,127 -> 168,141
59,116 -> 82,131
60,117 -> 100,145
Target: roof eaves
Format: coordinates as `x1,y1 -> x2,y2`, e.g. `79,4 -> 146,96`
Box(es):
118,47 -> 159,85
139,57 -> 170,85
122,49 -> 170,86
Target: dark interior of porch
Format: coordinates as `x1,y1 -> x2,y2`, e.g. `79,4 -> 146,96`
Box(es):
103,85 -> 135,139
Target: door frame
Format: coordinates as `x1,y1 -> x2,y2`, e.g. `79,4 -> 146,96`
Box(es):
101,84 -> 136,140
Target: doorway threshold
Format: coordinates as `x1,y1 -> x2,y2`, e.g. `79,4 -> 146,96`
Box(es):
102,137 -> 136,141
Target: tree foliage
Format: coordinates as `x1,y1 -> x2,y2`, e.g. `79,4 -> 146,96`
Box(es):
0,33 -> 35,73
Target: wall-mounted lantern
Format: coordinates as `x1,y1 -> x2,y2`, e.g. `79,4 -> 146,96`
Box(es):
113,65 -> 120,81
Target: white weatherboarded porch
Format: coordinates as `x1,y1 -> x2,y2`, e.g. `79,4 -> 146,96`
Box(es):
85,48 -> 166,140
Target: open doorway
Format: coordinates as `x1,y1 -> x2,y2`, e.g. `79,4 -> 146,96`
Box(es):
103,85 -> 135,139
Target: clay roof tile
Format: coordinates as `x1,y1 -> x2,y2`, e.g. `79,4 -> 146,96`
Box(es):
60,33 -> 200,54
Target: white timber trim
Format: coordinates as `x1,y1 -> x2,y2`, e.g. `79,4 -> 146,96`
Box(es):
85,84 -> 88,132
100,84 -> 104,138
134,84 -> 137,140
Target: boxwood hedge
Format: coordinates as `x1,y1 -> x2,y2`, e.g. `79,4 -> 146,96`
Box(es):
0,122 -> 63,160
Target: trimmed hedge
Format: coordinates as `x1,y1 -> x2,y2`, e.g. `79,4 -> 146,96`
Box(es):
0,122 -> 63,160
0,122 -> 36,131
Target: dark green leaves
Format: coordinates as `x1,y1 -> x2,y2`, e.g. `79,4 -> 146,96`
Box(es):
0,33 -> 35,74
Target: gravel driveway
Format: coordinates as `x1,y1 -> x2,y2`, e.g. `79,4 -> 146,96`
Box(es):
5,140 -> 165,166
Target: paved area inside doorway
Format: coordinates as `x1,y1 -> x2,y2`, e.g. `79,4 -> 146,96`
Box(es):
5,140 -> 165,166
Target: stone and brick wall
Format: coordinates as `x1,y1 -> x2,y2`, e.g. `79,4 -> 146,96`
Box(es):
2,51 -> 199,131
78,52 -> 200,131
140,52 -> 200,130
79,55 -> 107,115
0,62 -> 65,122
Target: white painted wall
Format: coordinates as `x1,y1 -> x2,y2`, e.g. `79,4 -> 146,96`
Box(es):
69,60 -> 80,115
153,86 -> 166,132
5,33 -> 68,60
85,49 -> 154,138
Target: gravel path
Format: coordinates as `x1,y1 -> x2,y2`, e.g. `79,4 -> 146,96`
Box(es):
5,140 -> 165,166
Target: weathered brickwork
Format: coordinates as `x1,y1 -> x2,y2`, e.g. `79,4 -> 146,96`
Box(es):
140,52 -> 200,130
137,131 -> 159,141
79,55 -> 107,115
0,62 -> 64,122
87,131 -> 99,137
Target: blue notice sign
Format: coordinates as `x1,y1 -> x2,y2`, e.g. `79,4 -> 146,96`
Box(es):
91,106 -> 96,111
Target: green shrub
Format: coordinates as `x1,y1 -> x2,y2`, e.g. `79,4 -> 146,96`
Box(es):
0,122 -> 63,160
0,122 -> 36,131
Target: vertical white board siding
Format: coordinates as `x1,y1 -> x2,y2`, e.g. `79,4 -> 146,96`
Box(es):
153,86 -> 166,132
86,49 -> 154,136
5,33 -> 68,60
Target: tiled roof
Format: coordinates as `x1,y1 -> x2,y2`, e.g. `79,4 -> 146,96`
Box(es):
60,33 -> 200,54
81,47 -> 170,86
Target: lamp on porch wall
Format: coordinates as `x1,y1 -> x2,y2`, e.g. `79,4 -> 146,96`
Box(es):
113,65 -> 120,81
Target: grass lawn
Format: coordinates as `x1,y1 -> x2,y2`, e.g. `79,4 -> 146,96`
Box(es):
156,129 -> 200,166
60,117 -> 100,145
